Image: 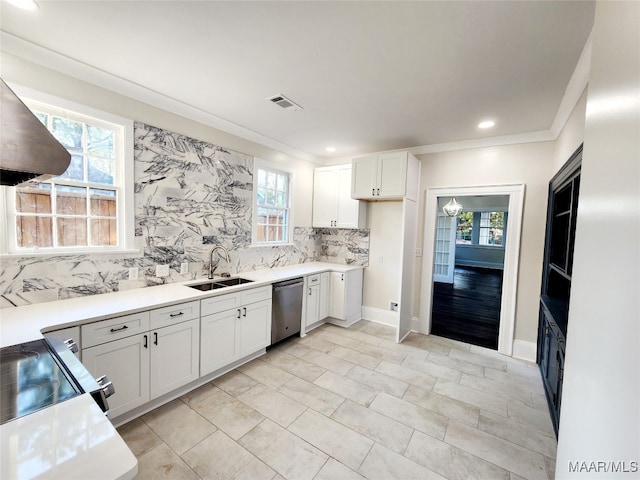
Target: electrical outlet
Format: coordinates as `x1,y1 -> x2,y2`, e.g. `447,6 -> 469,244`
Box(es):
155,264 -> 170,277
128,267 -> 138,281
390,301 -> 398,312
180,262 -> 189,274
415,248 -> 423,257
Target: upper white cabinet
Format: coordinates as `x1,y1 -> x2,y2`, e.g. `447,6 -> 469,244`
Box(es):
313,164 -> 366,229
351,151 -> 420,201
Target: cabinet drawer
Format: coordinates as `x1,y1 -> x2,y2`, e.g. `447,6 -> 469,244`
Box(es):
307,274 -> 321,285
150,300 -> 200,329
82,311 -> 150,348
240,285 -> 272,305
201,292 -> 242,317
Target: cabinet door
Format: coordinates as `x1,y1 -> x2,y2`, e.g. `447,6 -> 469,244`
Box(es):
313,167 -> 337,227
82,334 -> 150,418
201,309 -> 240,376
377,152 -> 407,198
306,284 -> 320,326
240,300 -> 272,357
150,319 -> 200,399
329,272 -> 345,320
351,155 -> 378,199
319,272 -> 330,320
335,164 -> 364,228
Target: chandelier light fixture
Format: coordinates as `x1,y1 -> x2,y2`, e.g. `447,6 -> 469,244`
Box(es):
443,197 -> 463,217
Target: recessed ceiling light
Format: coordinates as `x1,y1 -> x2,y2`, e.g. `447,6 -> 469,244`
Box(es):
5,0 -> 39,10
478,120 -> 495,129
326,146 -> 336,153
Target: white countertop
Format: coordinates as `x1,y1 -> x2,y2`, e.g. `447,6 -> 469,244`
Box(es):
0,261 -> 362,480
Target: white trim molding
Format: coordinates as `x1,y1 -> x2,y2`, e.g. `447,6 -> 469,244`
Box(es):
512,339 -> 537,363
361,306 -> 399,328
418,184 -> 525,357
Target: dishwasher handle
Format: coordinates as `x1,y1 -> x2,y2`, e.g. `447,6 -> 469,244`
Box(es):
273,278 -> 304,292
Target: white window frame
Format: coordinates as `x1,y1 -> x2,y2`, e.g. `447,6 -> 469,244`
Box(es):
251,158 -> 294,246
0,84 -> 136,256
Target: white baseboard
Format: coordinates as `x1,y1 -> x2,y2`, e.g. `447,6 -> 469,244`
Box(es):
361,306 -> 399,327
512,339 -> 537,362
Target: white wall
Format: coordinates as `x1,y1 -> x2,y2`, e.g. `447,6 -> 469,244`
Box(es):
553,88 -> 588,174
414,142 -> 555,345
555,2 -> 639,477
0,53 -> 317,227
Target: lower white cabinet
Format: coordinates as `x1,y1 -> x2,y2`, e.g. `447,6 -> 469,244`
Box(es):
81,301 -> 200,419
319,272 -> 330,320
327,269 -> 363,325
200,286 -> 272,377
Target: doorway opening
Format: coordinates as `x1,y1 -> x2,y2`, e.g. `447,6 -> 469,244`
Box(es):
431,196 -> 508,349
418,184 -> 524,356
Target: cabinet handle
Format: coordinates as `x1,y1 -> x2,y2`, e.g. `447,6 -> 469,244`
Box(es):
372,188 -> 375,196
237,309 -> 241,319
169,312 -> 184,318
110,325 -> 128,333
243,307 -> 247,317
377,188 -> 380,196
143,334 -> 148,349
154,332 -> 158,345
308,288 -> 312,295
341,274 -> 344,281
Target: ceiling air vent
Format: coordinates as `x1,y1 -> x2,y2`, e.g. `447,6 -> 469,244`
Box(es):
266,94 -> 303,111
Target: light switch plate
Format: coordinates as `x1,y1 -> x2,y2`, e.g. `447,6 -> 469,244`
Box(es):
128,267 -> 138,281
180,262 -> 189,274
156,264 -> 170,277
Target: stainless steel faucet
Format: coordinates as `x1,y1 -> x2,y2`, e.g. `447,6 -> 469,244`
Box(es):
208,245 -> 231,279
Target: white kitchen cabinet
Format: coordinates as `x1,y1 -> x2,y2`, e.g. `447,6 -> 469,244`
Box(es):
305,274 -> 321,328
149,318 -> 200,398
82,333 -> 150,419
351,151 -> 419,201
319,272 -> 330,320
200,286 -> 272,377
313,164 -> 366,228
326,268 -> 364,327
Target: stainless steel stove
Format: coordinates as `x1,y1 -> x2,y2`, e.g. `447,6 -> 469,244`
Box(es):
0,338 -> 114,425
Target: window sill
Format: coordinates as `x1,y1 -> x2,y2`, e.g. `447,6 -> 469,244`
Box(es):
249,242 -> 296,248
1,248 -> 142,258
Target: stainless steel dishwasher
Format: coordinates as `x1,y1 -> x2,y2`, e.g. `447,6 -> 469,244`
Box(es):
271,277 -> 303,344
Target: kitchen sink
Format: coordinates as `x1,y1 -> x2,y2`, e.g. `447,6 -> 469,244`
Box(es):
187,277 -> 253,291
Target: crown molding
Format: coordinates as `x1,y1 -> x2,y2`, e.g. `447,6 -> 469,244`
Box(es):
0,31 -> 320,164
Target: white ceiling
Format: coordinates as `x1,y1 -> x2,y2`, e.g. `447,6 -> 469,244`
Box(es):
0,1 -> 595,162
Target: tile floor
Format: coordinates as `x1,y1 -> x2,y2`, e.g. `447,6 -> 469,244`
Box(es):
117,321 -> 557,480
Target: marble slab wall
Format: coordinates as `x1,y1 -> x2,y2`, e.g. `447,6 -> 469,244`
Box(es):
0,123 -> 369,306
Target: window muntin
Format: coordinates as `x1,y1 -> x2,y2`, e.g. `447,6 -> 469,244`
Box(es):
254,165 -> 290,244
456,211 -> 506,247
10,102 -> 122,251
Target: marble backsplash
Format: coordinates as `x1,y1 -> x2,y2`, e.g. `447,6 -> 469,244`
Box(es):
0,122 -> 369,307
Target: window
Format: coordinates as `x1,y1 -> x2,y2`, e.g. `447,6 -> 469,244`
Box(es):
2,92 -> 134,255
253,162 -> 291,245
456,211 -> 507,247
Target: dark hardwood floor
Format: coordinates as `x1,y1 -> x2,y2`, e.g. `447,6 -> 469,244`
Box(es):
431,266 -> 503,350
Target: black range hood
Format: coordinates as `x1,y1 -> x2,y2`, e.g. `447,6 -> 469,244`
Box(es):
0,78 -> 71,186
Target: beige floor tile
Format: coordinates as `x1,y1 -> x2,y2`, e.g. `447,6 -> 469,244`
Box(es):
313,370 -> 377,406
350,341 -> 408,365
279,376 -> 345,416
316,329 -> 366,349
302,348 -> 356,375
288,409 -> 374,471
461,373 -> 535,406
358,443 -> 446,480
331,400 -> 414,454
544,455 -> 556,479
402,384 -> 479,427
297,334 -> 340,353
212,370 -> 259,397
262,350 -> 326,382
505,359 -> 543,380
314,458 -> 365,480
189,386 -> 263,440
433,378 -> 508,416
117,418 -> 163,457
445,421 -> 549,480
484,365 -> 544,392
238,359 -> 294,388
337,325 -> 385,346
346,365 -> 409,397
424,334 -> 472,352
135,443 -> 199,480
180,381 -> 218,406
402,356 -> 462,383
329,345 -> 382,369
478,410 -> 557,458
377,338 -> 430,360
402,334 -> 452,355
375,360 -> 437,390
238,383 -> 307,427
369,392 -> 449,440
277,339 -> 313,358
426,350 -> 485,377
405,429 -> 510,480
533,393 -> 550,411
449,348 -> 508,372
507,399 -> 556,437
182,430 -> 275,480
351,321 -> 397,341
239,419 -> 328,479
141,399 -> 216,455
510,473 -> 528,480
